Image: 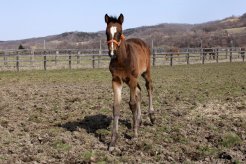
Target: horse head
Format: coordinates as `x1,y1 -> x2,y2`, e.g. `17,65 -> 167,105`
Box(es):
105,14 -> 125,58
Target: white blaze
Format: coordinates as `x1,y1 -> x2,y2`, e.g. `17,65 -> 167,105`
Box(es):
110,26 -> 117,55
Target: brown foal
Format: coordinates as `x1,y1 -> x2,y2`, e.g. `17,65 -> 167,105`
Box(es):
105,14 -> 155,151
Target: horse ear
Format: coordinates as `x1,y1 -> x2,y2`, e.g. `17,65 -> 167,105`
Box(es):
118,13 -> 124,24
105,14 -> 110,24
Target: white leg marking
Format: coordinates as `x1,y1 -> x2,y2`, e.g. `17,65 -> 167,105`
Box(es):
114,84 -> 122,104
149,94 -> 154,113
115,116 -> 119,131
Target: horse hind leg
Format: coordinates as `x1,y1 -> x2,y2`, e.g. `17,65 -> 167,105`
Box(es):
142,71 -> 155,124
136,83 -> 142,126
128,79 -> 141,138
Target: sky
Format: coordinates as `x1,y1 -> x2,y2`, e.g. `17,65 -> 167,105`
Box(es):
1,0 -> 246,41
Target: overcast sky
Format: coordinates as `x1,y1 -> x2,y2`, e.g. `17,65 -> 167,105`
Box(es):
1,0 -> 246,41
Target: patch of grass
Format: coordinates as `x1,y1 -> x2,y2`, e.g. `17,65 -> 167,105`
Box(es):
94,151 -> 113,163
0,156 -> 7,160
51,102 -> 60,113
234,160 -> 241,164
52,140 -> 71,151
220,132 -> 242,148
197,145 -> 218,156
28,114 -> 42,123
81,150 -> 96,163
153,63 -> 246,104
157,126 -> 169,133
95,129 -> 110,136
96,161 -> 107,164
172,134 -> 188,144
47,127 -> 63,137
100,108 -> 110,114
0,68 -> 111,85
171,124 -> 182,133
143,142 -> 153,152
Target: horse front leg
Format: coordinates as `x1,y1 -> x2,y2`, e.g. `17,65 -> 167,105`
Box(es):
109,79 -> 122,152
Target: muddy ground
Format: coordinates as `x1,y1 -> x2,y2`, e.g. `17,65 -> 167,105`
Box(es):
0,63 -> 246,163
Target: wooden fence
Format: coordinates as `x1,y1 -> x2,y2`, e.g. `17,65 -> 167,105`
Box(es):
152,47 -> 245,66
0,47 -> 245,71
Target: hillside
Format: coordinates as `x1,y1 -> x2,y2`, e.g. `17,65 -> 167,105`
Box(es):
0,13 -> 246,50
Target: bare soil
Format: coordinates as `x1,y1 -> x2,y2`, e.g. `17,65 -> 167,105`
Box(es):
0,63 -> 246,163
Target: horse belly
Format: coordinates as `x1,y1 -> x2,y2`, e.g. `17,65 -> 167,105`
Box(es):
137,54 -> 148,75
139,65 -> 147,75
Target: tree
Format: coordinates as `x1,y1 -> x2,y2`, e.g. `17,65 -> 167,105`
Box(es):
18,44 -> 25,49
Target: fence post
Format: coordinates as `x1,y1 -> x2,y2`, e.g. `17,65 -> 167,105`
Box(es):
69,54 -> 72,69
170,53 -> 173,66
152,40 -> 156,66
241,48 -> 245,62
16,53 -> 19,72
55,51 -> 59,65
77,51 -> 80,64
230,48 -> 232,63
31,50 -> 34,66
200,48 -> 202,60
186,49 -> 190,65
44,53 -> 47,71
4,51 -> 8,66
202,49 -> 205,64
29,50 -> 32,66
216,48 -> 219,63
98,40 -> 102,68
225,48 -> 228,59
92,55 -> 95,68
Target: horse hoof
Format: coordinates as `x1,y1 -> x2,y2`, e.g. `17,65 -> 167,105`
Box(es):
139,119 -> 142,127
149,113 -> 155,124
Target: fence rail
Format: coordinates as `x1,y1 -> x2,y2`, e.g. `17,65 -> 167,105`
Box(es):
0,47 -> 245,71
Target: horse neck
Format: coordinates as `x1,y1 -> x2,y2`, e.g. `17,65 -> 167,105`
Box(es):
116,41 -> 127,63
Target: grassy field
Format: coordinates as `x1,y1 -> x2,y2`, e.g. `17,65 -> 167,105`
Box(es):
0,63 -> 246,163
0,55 -> 110,70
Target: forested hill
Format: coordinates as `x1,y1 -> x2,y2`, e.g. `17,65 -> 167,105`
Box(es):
1,13 -> 246,50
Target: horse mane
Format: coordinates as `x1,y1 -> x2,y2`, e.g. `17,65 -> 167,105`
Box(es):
108,16 -> 119,23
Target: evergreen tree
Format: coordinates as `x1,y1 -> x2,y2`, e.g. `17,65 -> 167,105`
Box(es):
18,44 -> 25,49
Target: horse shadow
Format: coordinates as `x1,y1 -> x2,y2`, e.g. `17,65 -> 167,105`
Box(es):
58,114 -> 112,134
57,114 -> 133,143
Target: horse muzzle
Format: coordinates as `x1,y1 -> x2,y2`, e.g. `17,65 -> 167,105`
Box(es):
108,50 -> 117,59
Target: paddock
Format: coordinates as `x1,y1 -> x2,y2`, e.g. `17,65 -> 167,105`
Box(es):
0,63 -> 245,163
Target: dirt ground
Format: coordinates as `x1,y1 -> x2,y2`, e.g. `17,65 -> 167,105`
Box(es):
0,63 -> 246,163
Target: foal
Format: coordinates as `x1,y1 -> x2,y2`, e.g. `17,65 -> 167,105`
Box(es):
105,14 -> 155,151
